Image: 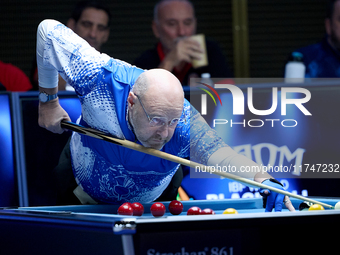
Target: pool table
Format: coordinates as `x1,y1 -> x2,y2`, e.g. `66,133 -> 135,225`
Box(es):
0,197 -> 339,255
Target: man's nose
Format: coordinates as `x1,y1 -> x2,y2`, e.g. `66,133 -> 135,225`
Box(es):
89,26 -> 97,38
177,23 -> 187,37
157,124 -> 169,138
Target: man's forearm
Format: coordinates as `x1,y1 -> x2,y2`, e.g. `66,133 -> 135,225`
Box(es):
39,86 -> 58,95
36,20 -> 60,89
36,20 -> 68,133
207,146 -> 272,182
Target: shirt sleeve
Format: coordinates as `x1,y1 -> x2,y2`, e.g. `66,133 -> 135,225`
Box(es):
189,104 -> 229,165
189,103 -> 260,180
36,19 -> 110,91
207,147 -> 261,180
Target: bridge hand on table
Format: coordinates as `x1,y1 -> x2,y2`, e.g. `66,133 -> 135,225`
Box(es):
260,179 -> 286,212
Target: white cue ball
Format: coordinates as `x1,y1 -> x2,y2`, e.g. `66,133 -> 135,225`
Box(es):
334,201 -> 340,209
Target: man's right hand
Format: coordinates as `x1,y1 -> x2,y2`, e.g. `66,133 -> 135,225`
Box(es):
160,37 -> 203,71
38,98 -> 71,134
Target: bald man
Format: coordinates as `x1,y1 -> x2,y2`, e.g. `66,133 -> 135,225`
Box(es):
134,0 -> 232,85
37,19 -> 293,211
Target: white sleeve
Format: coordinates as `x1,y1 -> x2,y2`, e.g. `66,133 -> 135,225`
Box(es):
36,19 -> 59,88
207,146 -> 262,180
36,19 -> 110,89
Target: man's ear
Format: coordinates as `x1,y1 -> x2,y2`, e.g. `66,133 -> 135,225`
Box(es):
152,21 -> 160,39
127,92 -> 136,109
325,18 -> 331,36
67,18 -> 76,31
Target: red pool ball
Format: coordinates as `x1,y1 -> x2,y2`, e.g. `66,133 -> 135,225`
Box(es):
200,208 -> 215,215
187,206 -> 202,215
150,202 -> 166,217
117,203 -> 133,216
168,200 -> 183,215
131,202 -> 144,216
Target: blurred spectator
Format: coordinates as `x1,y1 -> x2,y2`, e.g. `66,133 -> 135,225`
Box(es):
30,0 -> 111,90
66,0 -> 111,52
289,0 -> 340,77
0,60 -> 32,91
134,0 -> 232,85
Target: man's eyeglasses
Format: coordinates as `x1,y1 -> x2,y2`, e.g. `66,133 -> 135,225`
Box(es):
135,94 -> 186,127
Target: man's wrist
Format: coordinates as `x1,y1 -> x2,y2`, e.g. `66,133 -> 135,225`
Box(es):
263,178 -> 283,187
39,91 -> 58,103
39,86 -> 58,103
254,171 -> 272,183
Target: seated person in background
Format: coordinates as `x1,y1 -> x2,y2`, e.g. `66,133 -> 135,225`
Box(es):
0,60 -> 32,91
290,0 -> 340,77
30,0 -> 111,90
36,19 -> 294,212
134,0 -> 232,85
66,0 -> 111,52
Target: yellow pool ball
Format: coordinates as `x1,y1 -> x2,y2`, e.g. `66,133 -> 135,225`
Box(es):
308,204 -> 325,211
334,201 -> 340,210
223,208 -> 238,214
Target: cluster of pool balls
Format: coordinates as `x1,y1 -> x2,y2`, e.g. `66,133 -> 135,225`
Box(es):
299,201 -> 340,211
117,200 -> 239,217
117,200 -> 340,217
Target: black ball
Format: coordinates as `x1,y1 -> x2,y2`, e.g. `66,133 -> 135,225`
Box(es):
299,201 -> 313,211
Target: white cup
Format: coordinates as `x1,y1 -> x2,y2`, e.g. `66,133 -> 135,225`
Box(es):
190,34 -> 208,68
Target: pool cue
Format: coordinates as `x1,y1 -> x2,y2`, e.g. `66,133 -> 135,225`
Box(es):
61,120 -> 334,209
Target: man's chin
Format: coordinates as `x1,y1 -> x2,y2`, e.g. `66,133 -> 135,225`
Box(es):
142,141 -> 166,150
148,143 -> 165,150
153,144 -> 165,150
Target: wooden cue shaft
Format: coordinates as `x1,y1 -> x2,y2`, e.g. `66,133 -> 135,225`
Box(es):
118,140 -> 333,208
61,121 -> 334,209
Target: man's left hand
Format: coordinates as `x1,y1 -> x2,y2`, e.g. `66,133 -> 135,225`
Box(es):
260,179 -> 295,212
